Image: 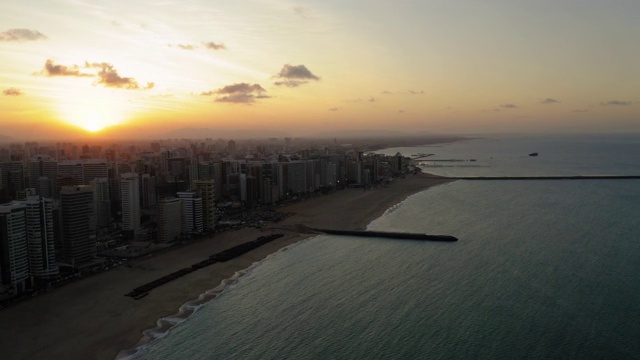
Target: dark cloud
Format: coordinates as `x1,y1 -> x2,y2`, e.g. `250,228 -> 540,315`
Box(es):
42,59 -> 93,77
274,64 -> 319,87
215,83 -> 265,94
216,93 -> 256,103
541,98 -> 559,104
398,110 -> 405,113
408,90 -> 425,95
205,83 -> 268,104
500,103 -> 518,109
277,64 -> 319,80
203,42 -> 226,50
368,97 -> 376,102
86,62 -> 142,89
0,28 -> 47,41
600,100 -> 632,106
328,107 -> 339,111
3,88 -> 22,96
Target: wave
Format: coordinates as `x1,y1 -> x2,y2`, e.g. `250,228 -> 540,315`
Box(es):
115,237 -> 316,360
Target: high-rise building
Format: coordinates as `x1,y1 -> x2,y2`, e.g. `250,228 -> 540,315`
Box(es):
58,160 -> 108,185
90,178 -> 111,231
120,173 -> 140,237
177,191 -> 203,235
60,186 -> 96,267
0,162 -> 25,201
141,174 -> 157,208
157,198 -> 182,243
192,180 -> 216,231
287,161 -> 307,194
29,155 -> 57,197
0,203 -> 29,295
227,139 -> 236,154
23,196 -> 58,280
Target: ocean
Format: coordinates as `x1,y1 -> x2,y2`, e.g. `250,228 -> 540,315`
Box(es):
128,134 -> 640,359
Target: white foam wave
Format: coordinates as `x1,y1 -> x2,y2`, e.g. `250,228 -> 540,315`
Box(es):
115,238 -> 315,360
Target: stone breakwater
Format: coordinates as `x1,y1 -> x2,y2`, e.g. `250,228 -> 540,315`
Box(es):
125,234 -> 285,299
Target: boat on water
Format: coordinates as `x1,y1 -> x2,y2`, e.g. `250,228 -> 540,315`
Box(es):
529,152 -> 538,157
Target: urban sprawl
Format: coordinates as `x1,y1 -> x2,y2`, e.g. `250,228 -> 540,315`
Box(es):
0,136 -> 453,305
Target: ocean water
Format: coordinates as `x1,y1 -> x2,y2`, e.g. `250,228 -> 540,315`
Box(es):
129,135 -> 640,360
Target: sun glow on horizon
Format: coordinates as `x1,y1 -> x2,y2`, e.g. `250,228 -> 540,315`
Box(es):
56,86 -> 131,133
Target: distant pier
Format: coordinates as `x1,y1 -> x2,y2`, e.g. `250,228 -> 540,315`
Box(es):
446,175 -> 640,180
311,229 -> 458,242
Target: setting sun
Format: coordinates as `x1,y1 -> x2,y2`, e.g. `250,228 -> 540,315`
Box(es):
56,86 -> 128,133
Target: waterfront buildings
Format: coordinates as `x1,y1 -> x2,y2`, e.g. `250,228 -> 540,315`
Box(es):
157,197 -> 182,243
177,191 -> 203,235
120,173 -> 140,238
23,195 -> 58,280
192,180 -> 216,231
60,185 -> 96,267
0,203 -> 29,296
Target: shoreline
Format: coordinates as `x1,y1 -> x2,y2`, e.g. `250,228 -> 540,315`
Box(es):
0,173 -> 452,360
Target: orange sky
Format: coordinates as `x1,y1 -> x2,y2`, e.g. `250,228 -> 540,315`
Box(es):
1,0 -> 639,140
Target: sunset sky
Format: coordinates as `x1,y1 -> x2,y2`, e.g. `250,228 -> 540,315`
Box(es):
1,0 -> 639,140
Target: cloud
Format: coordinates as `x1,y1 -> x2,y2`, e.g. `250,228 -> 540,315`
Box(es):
42,59 -> 93,77
368,97 -> 376,103
274,64 -> 320,87
500,103 -> 518,109
572,109 -> 589,113
541,98 -> 559,104
3,88 -> 22,96
381,90 -> 424,95
0,28 -> 47,41
177,44 -> 197,50
293,7 -> 311,18
215,83 -> 265,94
328,107 -> 339,111
203,42 -> 226,50
398,110 -> 405,113
600,100 -> 632,106
204,83 -> 269,104
41,59 -> 152,90
86,62 -> 143,89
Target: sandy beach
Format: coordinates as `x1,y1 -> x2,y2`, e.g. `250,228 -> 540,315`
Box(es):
0,174 -> 451,360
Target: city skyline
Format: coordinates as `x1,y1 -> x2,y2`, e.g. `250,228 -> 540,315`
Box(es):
1,0 -> 639,140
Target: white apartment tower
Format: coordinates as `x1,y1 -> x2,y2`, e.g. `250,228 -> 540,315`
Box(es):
192,179 -> 216,231
120,173 -> 140,237
23,196 -> 58,279
177,191 -> 203,235
0,203 -> 30,294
